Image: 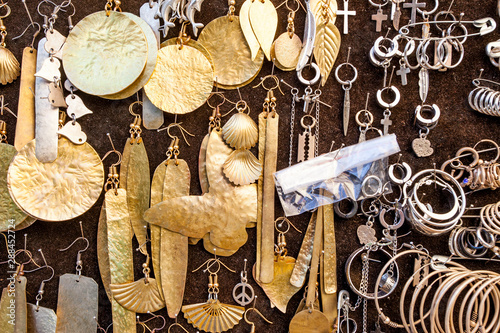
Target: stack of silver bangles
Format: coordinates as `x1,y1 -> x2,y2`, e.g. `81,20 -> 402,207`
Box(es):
403,169 -> 466,235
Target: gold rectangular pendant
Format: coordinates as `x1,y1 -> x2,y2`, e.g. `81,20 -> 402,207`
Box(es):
15,47 -> 37,151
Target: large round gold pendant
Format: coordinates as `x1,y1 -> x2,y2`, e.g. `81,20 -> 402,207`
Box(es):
0,143 -> 35,231
7,138 -> 104,222
144,43 -> 214,114
62,11 -> 148,96
101,13 -> 158,100
198,16 -> 264,89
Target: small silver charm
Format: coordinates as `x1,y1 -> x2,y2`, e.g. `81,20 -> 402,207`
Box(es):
57,121 -> 87,145
45,29 -> 66,59
412,136 -> 434,157
357,224 -> 377,245
48,82 -> 68,108
66,95 -> 93,119
232,259 -> 254,306
297,115 -> 316,162
35,57 -> 61,82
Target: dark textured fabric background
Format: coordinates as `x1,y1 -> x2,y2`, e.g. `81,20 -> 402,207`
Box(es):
1,0 -> 500,332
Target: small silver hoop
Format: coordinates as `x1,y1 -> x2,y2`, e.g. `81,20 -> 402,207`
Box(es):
376,86 -> 400,109
362,175 -> 383,198
335,63 -> 358,86
389,162 -> 412,185
297,62 -> 321,86
415,104 -> 440,128
374,36 -> 399,59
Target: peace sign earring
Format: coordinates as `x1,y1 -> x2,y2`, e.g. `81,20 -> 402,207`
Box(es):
233,259 -> 255,306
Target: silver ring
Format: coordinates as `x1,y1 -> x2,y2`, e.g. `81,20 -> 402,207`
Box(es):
297,62 -> 321,86
394,35 -> 415,57
376,86 -> 400,109
362,175 -> 383,197
374,36 -> 399,59
335,62 -> 358,86
415,104 -> 440,128
389,162 -> 412,185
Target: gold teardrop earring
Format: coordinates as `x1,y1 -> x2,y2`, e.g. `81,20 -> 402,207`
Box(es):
0,3 -> 20,85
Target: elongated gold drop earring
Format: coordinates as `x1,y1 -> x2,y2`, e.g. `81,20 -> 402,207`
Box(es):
0,3 -> 20,85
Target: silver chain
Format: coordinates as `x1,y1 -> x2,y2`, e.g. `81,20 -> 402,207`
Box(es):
314,93 -> 320,157
289,89 -> 298,167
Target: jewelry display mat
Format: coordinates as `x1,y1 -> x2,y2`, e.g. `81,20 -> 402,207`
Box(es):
1,0 -> 500,332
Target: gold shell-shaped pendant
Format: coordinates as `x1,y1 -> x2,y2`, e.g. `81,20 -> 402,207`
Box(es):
0,47 -> 20,85
182,299 -> 245,333
223,149 -> 262,186
110,277 -> 166,313
222,112 -> 258,149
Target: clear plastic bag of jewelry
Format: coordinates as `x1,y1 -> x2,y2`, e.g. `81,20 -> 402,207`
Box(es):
274,134 -> 400,216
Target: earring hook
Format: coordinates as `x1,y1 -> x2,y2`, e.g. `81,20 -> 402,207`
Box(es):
129,101 -> 143,117
192,251 -> 236,274
138,311 -> 167,333
12,22 -> 41,50
0,95 -> 17,118
101,133 -> 122,167
244,296 -> 273,331
168,315 -> 189,333
58,221 -> 89,253
157,122 -> 195,147
274,217 -> 302,234
24,249 -> 55,283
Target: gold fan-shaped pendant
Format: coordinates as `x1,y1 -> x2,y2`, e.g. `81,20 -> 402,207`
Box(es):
110,278 -> 165,313
0,46 -> 20,85
222,112 -> 258,149
182,299 -> 244,333
223,149 -> 262,186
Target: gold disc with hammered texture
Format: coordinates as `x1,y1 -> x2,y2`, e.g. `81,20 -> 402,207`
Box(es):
0,143 -> 35,231
160,38 -> 214,70
198,16 -> 264,89
101,13 -> 158,100
272,33 -> 302,71
144,44 -> 213,114
7,138 -> 104,222
62,11 -> 148,96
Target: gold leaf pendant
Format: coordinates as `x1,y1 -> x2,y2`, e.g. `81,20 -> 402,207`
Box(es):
249,0 -> 278,61
314,21 -> 341,86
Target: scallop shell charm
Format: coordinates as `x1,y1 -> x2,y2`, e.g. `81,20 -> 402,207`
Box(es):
222,111 -> 258,149
182,299 -> 245,333
0,46 -> 20,85
110,277 -> 165,313
223,149 -> 262,186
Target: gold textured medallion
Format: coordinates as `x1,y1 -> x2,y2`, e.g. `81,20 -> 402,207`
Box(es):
0,143 -> 35,231
7,138 -> 104,222
144,43 -> 213,114
198,16 -> 264,89
62,11 -> 148,96
160,38 -> 214,70
101,13 -> 158,100
272,33 -> 302,71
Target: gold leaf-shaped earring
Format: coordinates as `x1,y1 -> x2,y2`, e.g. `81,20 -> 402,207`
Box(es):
110,243 -> 165,313
0,4 -> 20,85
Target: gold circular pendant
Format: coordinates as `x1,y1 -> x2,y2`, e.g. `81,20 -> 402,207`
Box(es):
160,39 -> 214,71
8,138 -> 104,222
144,43 -> 214,114
272,33 -> 302,71
63,11 -> 148,96
198,16 -> 264,89
289,309 -> 330,333
101,13 -> 158,100
0,143 -> 35,231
